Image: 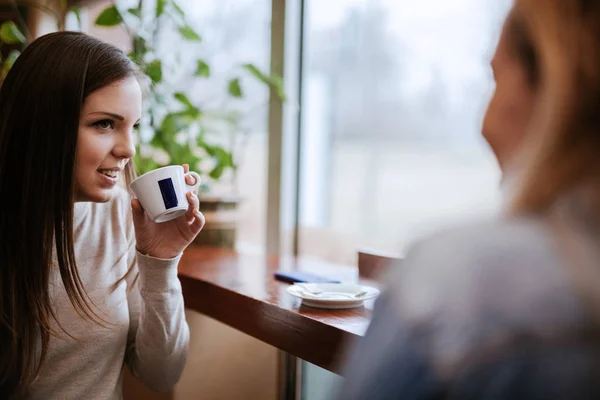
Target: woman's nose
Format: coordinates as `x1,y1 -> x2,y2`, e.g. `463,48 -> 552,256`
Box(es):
113,131 -> 136,159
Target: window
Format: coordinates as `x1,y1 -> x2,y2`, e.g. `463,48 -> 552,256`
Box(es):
296,0 -> 511,264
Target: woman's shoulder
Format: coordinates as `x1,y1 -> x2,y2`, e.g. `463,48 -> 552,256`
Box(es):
395,216 -> 565,289
392,216 -> 562,293
385,216 -> 588,375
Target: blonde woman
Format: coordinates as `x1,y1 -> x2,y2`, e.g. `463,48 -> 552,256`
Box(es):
338,0 -> 600,398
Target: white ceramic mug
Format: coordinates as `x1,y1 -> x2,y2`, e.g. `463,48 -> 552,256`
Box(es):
129,165 -> 201,223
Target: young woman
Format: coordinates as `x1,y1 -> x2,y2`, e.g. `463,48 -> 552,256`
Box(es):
339,0 -> 600,398
0,32 -> 205,398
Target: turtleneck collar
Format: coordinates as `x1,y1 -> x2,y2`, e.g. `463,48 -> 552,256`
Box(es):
74,201 -> 90,227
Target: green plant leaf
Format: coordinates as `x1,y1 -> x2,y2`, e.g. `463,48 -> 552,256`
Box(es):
127,7 -> 141,18
160,113 -> 186,139
195,60 -> 210,77
95,5 -> 123,26
196,140 -> 235,178
228,78 -> 243,98
132,36 -> 148,59
243,63 -> 286,101
174,92 -> 194,108
3,49 -> 20,70
127,51 -> 143,66
145,60 -> 162,83
1,49 -> 19,79
134,154 -> 160,175
60,0 -> 68,11
211,147 -> 234,168
0,21 -> 26,44
171,0 -> 185,16
150,134 -> 168,149
173,93 -> 201,118
270,74 -> 287,101
243,63 -> 270,85
72,8 -> 82,29
156,0 -> 167,17
172,108 -> 200,119
201,143 -> 235,179
209,164 -> 226,180
178,25 -> 201,41
169,143 -> 199,167
172,92 -> 200,118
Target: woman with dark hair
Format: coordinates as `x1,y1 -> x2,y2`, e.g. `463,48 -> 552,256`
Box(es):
338,0 -> 600,398
0,32 -> 204,398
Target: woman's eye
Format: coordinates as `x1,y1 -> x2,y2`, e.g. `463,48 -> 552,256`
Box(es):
93,119 -> 114,130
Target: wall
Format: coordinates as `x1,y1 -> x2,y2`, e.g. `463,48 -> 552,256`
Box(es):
124,311 -> 278,400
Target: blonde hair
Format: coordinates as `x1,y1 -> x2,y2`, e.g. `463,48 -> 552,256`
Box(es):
508,0 -> 600,215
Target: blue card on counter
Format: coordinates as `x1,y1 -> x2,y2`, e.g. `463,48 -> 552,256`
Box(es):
274,271 -> 341,284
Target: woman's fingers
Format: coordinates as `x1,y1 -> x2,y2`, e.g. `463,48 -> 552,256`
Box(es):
131,198 -> 145,216
185,173 -> 197,186
192,209 -> 206,232
131,198 -> 149,228
182,164 -> 199,196
185,191 -> 200,222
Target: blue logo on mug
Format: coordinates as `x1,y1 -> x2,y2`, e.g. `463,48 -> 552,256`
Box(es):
158,178 -> 178,209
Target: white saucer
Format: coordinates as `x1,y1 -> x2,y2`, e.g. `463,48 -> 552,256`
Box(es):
287,283 -> 380,309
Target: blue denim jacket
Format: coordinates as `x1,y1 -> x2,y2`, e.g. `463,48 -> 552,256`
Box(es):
338,209 -> 600,399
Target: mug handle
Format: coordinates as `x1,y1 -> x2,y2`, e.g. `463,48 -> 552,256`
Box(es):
184,171 -> 202,193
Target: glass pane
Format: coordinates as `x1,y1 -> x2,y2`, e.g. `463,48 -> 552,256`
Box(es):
299,0 -> 511,396
301,362 -> 343,400
297,0 -> 512,265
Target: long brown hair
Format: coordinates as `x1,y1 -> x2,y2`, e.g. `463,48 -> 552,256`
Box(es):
507,0 -> 600,214
0,32 -> 137,396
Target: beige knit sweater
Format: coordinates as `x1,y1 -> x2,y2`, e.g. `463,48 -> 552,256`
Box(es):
23,188 -> 189,399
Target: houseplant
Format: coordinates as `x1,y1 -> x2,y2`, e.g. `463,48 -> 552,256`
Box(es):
0,0 -> 81,82
0,0 -> 281,247
0,20 -> 26,81
94,0 -> 285,247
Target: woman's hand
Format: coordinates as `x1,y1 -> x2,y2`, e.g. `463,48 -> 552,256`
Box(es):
131,164 -> 206,259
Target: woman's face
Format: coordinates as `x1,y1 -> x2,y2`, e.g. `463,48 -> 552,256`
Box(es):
482,19 -> 537,171
74,76 -> 142,202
